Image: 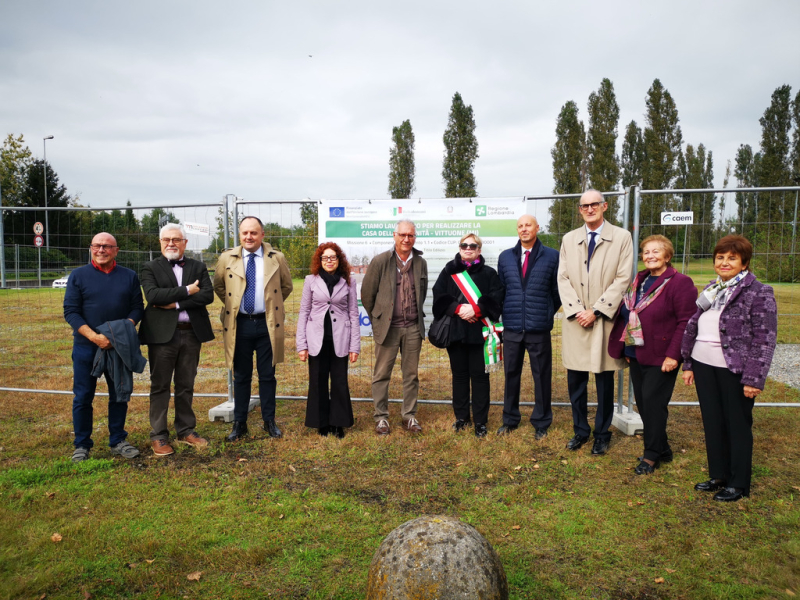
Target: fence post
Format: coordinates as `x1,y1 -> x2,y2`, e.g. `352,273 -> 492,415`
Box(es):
0,182 -> 5,288
223,195 -> 230,250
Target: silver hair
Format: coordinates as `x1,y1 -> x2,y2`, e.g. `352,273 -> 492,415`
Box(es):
159,223 -> 187,239
394,219 -> 417,233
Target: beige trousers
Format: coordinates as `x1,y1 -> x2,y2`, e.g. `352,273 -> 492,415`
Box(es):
372,325 -> 422,422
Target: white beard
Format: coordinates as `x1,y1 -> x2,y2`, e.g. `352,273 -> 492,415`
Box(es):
163,249 -> 182,260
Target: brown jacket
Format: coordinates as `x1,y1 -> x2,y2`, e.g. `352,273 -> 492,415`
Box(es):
557,222 -> 632,373
360,247 -> 428,344
213,243 -> 293,369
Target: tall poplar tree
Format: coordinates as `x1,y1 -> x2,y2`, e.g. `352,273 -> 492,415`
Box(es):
587,78 -> 621,223
621,120 -> 644,188
676,143 -> 715,254
640,79 -> 683,235
791,88 -> 800,181
548,100 -> 586,233
442,92 -> 479,198
388,119 -> 416,199
734,143 -> 760,229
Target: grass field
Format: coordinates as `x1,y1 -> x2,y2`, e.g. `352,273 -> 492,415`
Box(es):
0,279 -> 799,599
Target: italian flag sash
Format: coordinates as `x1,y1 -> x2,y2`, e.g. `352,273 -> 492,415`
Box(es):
451,271 -> 504,373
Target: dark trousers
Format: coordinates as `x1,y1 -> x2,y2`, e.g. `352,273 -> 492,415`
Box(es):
446,341 -> 490,425
306,337 -> 354,428
232,316 -> 276,423
693,359 -> 754,493
148,328 -> 202,440
567,369 -> 615,442
629,358 -> 678,461
72,342 -> 128,449
502,331 -> 553,429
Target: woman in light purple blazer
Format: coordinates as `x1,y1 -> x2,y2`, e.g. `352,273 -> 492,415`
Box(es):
296,243 -> 360,438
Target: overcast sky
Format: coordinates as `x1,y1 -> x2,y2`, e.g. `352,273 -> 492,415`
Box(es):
2,0 -> 799,210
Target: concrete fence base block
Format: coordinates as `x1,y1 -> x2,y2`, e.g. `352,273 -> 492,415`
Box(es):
366,515 -> 508,600
208,397 -> 260,422
612,404 -> 644,436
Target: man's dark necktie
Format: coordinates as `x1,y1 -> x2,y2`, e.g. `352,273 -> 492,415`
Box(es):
521,250 -> 530,277
169,258 -> 185,267
242,253 -> 256,314
587,232 -> 597,272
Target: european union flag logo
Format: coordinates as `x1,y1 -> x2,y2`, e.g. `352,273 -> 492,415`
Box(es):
329,207 -> 345,218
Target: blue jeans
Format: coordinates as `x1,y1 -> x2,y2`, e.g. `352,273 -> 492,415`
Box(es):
72,342 -> 128,449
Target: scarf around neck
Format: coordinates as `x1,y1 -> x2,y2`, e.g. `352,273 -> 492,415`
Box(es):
697,270 -> 748,312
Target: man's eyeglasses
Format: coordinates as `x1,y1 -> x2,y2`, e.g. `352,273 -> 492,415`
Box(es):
320,255 -> 339,262
90,244 -> 117,251
460,243 -> 479,250
160,237 -> 186,244
578,201 -> 604,212
395,233 -> 416,239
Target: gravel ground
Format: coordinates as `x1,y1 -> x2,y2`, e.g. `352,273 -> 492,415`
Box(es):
769,344 -> 800,389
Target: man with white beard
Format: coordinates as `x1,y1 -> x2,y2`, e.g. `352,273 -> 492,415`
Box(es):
139,223 -> 215,456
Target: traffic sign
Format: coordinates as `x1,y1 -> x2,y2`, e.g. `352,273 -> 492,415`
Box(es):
34,235 -> 44,248
33,222 -> 44,235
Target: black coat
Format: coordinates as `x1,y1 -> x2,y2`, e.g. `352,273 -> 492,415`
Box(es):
432,254 -> 505,345
139,256 -> 215,344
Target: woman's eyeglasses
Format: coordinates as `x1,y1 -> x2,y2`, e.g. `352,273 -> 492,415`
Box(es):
460,243 -> 479,250
320,256 -> 339,262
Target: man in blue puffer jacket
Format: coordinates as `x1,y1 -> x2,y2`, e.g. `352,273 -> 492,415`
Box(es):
496,215 -> 561,439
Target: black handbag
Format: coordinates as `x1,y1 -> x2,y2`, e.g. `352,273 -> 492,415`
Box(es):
427,315 -> 453,348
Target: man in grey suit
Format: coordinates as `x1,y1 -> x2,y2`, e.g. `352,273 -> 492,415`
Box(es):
360,219 -> 428,435
140,223 -> 215,456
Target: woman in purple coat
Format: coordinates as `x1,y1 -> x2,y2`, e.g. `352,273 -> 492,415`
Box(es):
296,243 -> 360,438
681,235 -> 777,502
609,235 -> 698,475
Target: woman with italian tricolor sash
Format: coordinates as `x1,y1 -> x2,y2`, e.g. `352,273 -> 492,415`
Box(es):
432,233 -> 505,438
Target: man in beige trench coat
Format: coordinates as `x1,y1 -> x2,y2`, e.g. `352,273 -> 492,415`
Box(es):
557,190 -> 632,455
214,216 -> 293,442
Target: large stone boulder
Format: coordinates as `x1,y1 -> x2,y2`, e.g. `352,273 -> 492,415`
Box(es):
366,515 -> 508,599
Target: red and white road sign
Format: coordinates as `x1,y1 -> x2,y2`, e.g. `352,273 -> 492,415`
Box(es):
34,235 -> 44,247
33,222 -> 44,235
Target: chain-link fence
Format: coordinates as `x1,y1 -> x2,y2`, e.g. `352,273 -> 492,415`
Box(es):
1,189 -> 798,409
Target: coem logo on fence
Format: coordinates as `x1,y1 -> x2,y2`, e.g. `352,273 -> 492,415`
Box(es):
661,211 -> 694,225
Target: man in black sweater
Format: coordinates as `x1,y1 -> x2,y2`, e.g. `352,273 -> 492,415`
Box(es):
63,232 -> 144,463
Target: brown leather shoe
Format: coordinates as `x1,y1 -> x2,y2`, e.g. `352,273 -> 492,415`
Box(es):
404,417 -> 422,433
375,419 -> 390,435
177,432 -> 209,448
151,439 -> 174,456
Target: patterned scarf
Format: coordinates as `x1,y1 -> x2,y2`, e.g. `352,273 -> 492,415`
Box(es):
394,253 -> 415,320
696,270 -> 748,312
619,272 -> 671,346
451,270 -> 504,373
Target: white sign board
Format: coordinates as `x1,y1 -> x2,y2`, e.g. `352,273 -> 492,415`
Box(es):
318,198 -> 527,336
661,211 -> 694,225
184,221 -> 210,236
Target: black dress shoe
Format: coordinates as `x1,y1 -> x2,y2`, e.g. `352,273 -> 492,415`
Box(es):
634,460 -> 659,475
452,419 -> 471,432
474,423 -> 488,438
317,426 -> 330,436
591,439 -> 610,455
713,487 -> 748,502
694,478 -> 727,492
534,428 -> 548,441
566,435 -> 589,450
226,421 -> 248,442
496,424 -> 518,435
638,450 -> 673,463
263,419 -> 283,439
332,426 -> 345,439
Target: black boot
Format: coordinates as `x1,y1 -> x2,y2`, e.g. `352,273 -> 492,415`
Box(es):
227,421 -> 248,442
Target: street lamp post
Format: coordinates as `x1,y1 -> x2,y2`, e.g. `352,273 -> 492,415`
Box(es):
43,135 -> 54,250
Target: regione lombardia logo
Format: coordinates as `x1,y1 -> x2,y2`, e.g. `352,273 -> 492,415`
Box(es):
329,207 -> 345,218
475,205 -> 487,216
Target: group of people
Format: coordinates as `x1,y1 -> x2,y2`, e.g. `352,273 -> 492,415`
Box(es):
63,191 -> 778,502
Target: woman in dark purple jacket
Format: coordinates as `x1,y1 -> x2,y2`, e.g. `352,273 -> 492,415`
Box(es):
681,235 -> 777,502
296,243 -> 360,438
609,235 -> 698,475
